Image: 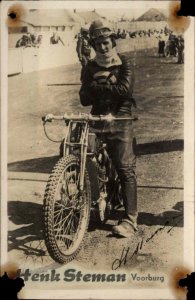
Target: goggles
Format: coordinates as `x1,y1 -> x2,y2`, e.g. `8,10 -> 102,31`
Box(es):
90,28 -> 113,40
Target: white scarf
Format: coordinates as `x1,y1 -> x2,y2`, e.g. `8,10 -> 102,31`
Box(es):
94,47 -> 122,68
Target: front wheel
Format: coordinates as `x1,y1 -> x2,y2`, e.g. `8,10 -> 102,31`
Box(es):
43,155 -> 91,264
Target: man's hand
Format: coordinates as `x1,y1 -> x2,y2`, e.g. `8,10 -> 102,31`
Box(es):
90,80 -> 109,90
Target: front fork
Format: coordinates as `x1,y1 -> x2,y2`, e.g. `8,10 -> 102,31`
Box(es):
79,125 -> 89,191
63,121 -> 89,192
62,121 -> 111,222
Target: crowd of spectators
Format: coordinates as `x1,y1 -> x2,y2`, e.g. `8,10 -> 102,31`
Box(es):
16,32 -> 43,48
114,26 -> 170,39
15,26 -> 184,64
15,32 -> 66,48
114,26 -> 184,63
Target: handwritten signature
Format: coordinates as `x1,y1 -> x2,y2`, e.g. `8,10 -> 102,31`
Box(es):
112,214 -> 183,270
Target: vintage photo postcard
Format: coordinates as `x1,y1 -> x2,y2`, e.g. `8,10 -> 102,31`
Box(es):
1,1 -> 194,299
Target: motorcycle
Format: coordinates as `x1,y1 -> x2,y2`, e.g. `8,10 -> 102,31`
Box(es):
42,113 -> 137,264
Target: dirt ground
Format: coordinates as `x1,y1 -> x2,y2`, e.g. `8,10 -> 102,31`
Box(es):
7,46 -> 184,290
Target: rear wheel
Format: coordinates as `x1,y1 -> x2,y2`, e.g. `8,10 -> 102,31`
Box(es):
43,155 -> 91,264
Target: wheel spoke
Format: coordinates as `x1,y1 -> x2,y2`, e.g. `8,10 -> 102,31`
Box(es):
71,213 -> 79,236
56,234 -> 74,241
44,156 -> 90,263
63,212 -> 74,235
54,210 -> 72,229
56,213 -> 74,249
53,200 -> 74,230
54,208 -> 64,226
54,210 -> 75,245
54,205 -> 74,214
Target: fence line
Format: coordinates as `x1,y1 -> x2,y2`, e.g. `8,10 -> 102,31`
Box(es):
8,37 -> 159,75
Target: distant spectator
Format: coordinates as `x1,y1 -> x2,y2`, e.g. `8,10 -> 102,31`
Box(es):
121,29 -> 127,39
116,29 -> 121,39
177,36 -> 184,64
15,31 -> 39,48
76,26 -> 91,81
169,35 -> 177,57
158,36 -> 165,57
28,32 -> 36,44
16,34 -> 32,48
36,34 -> 43,46
129,32 -> 136,38
50,32 -> 65,46
26,32 -> 37,47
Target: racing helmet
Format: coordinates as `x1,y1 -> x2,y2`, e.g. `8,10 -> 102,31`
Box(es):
89,19 -> 114,40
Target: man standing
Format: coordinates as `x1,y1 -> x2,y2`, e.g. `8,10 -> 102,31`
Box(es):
158,36 -> 165,57
177,35 -> 184,64
50,32 -> 65,46
76,27 -> 91,81
79,19 -> 137,238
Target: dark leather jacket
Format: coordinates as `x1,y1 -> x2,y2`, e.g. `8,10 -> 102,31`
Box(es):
79,53 -> 135,116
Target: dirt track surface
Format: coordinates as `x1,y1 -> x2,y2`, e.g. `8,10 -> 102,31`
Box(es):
7,47 -> 184,287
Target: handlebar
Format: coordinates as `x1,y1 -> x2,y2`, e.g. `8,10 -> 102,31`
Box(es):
42,113 -> 138,123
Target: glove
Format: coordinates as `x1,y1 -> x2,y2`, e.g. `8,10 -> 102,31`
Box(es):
90,80 -> 109,91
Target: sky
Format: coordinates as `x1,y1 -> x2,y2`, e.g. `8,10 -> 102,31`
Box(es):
97,8 -> 169,21
79,1 -> 171,21
23,1 -> 171,23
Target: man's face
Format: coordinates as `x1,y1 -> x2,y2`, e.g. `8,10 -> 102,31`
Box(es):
94,37 -> 113,55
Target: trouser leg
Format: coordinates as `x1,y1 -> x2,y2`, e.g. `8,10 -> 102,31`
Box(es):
106,123 -> 137,230
119,169 -> 137,230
